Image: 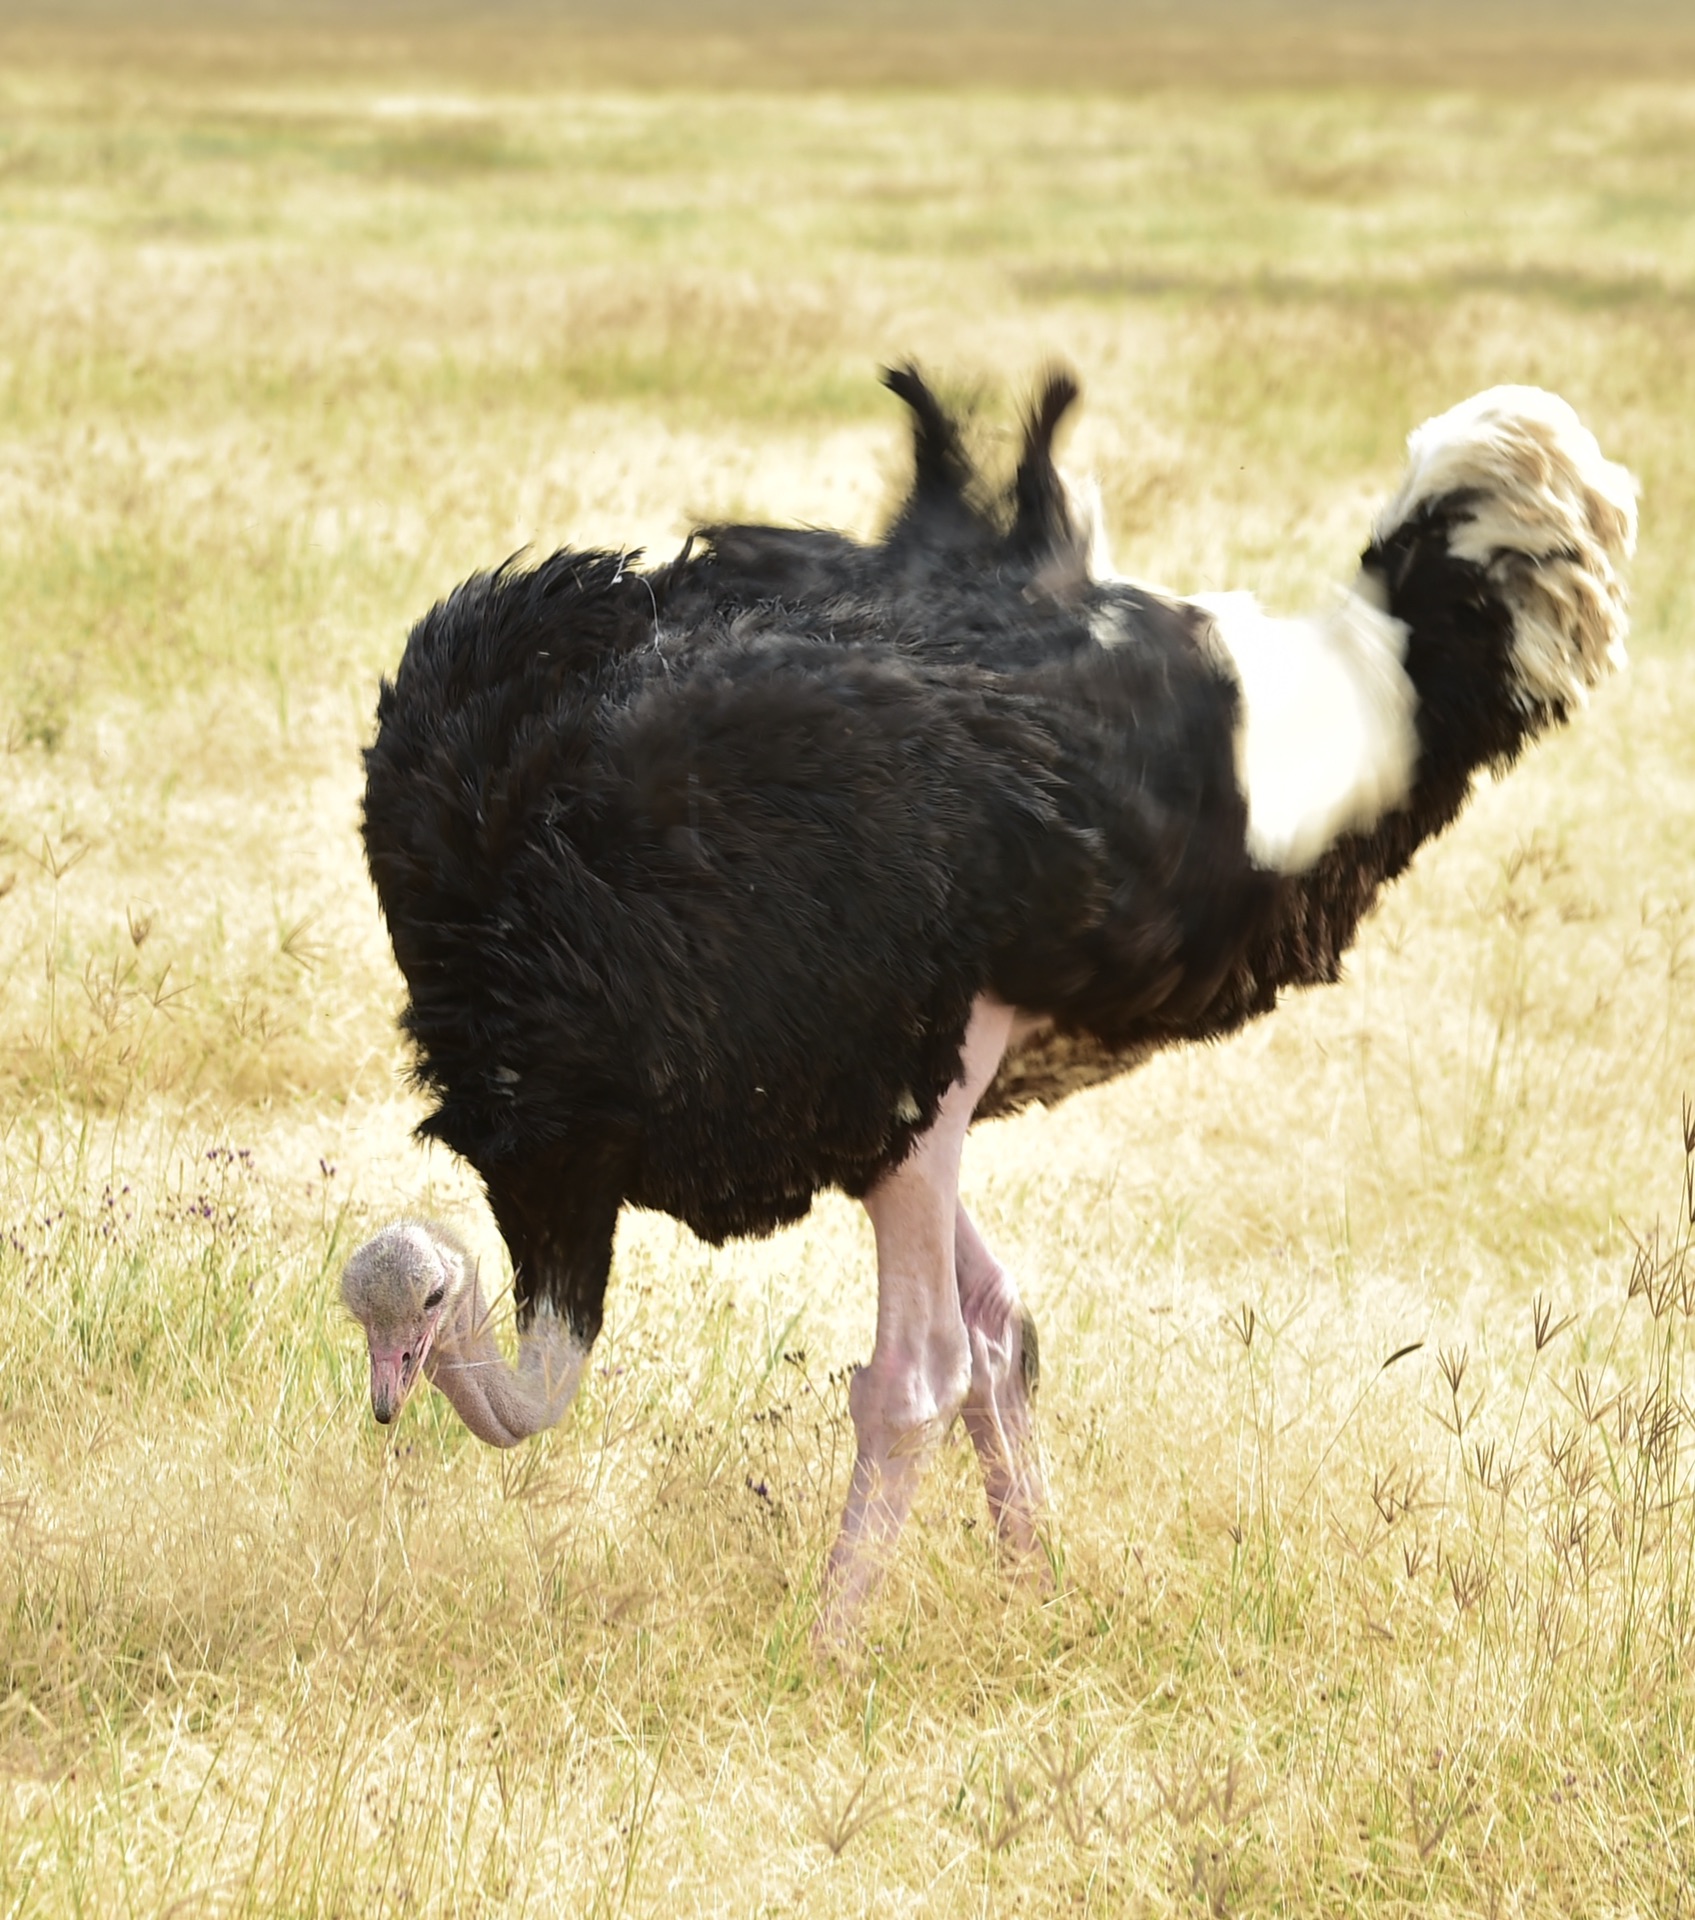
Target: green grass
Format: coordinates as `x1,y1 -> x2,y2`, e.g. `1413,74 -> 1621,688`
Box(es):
2,24 -> 1695,1917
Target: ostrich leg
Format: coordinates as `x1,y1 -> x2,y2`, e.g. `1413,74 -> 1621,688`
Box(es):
954,1202 -> 1047,1560
819,995 -> 1015,1641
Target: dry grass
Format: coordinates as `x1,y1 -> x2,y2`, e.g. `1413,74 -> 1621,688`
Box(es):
2,25 -> 1695,1916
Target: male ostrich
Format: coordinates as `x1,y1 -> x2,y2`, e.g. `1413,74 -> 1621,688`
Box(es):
342,369 -> 1635,1635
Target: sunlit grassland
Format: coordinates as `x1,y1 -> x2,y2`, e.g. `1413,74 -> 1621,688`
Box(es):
3,31 -> 1695,1916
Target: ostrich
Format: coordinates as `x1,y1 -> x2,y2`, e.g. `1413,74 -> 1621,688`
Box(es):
342,369 -> 1635,1635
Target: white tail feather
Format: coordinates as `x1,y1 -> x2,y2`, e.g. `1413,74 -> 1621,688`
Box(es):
1374,385 -> 1637,713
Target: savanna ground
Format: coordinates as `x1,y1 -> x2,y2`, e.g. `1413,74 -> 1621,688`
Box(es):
3,8 -> 1695,1913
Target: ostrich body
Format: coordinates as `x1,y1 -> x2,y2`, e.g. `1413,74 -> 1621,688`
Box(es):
343,371 -> 1635,1635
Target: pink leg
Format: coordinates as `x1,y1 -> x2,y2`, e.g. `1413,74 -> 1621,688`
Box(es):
819,996 -> 1015,1641
955,1203 -> 1048,1560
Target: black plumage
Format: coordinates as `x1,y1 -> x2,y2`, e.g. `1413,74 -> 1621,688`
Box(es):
361,369 -> 1633,1350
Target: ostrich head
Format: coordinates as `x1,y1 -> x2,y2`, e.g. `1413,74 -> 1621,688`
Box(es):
340,1218 -> 475,1423
341,1218 -> 584,1447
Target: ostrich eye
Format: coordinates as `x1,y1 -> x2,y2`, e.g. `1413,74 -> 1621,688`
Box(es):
424,1286 -> 446,1310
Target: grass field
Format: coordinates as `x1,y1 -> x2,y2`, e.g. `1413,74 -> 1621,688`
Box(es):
3,16 -> 1695,1915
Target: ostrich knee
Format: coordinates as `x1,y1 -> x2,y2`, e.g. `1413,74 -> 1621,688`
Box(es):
822,1317 -> 971,1637
844,1326 -> 973,1493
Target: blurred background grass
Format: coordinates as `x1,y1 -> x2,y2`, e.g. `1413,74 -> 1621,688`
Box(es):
8,0 -> 1695,87
2,7 -> 1694,1915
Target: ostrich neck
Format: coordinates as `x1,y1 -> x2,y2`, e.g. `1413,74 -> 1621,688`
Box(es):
1261,747 -> 1483,999
424,1273 -> 585,1448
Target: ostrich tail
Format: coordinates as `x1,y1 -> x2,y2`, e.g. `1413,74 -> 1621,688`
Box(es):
1368,386 -> 1637,719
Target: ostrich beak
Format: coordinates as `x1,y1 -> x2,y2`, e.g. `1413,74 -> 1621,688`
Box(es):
366,1317 -> 439,1424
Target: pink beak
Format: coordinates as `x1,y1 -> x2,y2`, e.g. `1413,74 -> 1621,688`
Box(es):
368,1321 -> 437,1424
